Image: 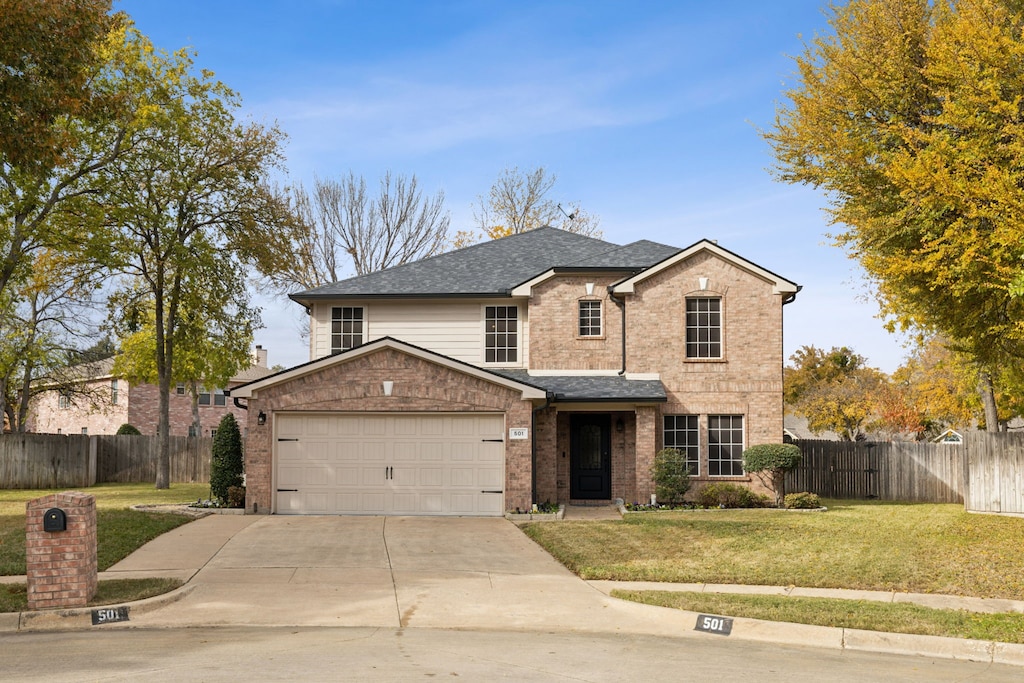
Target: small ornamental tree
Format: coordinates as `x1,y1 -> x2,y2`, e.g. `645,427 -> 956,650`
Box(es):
652,448 -> 691,506
116,423 -> 141,435
210,413 -> 243,505
742,443 -> 802,508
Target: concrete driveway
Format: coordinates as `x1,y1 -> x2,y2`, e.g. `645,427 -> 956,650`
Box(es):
114,514 -> 693,634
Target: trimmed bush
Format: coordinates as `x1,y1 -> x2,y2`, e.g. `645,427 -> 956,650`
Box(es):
210,413 -> 244,505
742,443 -> 802,508
784,492 -> 821,509
226,485 -> 246,509
116,423 -> 141,435
652,448 -> 691,506
695,483 -> 770,509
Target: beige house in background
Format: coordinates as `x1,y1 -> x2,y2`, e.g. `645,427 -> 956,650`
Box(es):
29,346 -> 275,436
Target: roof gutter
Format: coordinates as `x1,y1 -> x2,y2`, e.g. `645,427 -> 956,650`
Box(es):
607,288 -> 627,375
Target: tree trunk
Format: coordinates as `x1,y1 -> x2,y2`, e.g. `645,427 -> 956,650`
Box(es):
772,470 -> 786,508
979,371 -> 1000,433
190,381 -> 201,437
156,370 -> 171,488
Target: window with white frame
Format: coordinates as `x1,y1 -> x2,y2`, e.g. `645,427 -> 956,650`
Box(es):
198,387 -> 226,407
578,300 -> 602,337
58,391 -> 71,410
663,415 -> 700,475
111,379 -> 119,405
484,305 -> 518,363
331,306 -> 364,354
686,297 -> 722,358
708,415 -> 744,476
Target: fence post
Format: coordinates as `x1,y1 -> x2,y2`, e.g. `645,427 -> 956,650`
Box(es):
88,436 -> 98,487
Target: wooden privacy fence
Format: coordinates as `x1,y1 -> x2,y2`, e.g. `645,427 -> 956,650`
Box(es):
0,434 -> 213,489
785,439 -> 965,503
963,431 -> 1024,515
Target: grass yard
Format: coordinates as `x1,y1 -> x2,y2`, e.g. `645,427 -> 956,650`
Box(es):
0,483 -> 209,576
1,578 -> 183,613
614,590 -> 1024,645
522,500 -> 1024,600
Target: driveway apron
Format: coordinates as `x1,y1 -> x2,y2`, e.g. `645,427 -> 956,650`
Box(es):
124,515 -> 691,635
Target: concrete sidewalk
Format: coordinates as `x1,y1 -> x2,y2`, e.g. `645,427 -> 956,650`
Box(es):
4,514 -> 1024,668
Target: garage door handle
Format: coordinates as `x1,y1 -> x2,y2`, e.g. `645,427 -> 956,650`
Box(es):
482,439 -> 504,443
481,490 -> 503,494
277,488 -> 298,492
278,438 -> 299,442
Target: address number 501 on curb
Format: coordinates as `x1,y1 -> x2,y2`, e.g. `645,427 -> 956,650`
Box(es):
695,614 -> 733,636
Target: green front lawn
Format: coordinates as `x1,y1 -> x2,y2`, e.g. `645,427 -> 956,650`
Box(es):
522,500 -> 1024,600
0,483 -> 209,576
615,590 -> 1024,644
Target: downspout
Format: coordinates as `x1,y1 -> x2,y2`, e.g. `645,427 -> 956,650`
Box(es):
531,391 -> 553,505
608,288 -> 627,375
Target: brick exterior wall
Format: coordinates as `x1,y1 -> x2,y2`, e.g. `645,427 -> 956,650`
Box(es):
25,492 -> 97,610
626,251 -> 785,499
30,378 -> 128,435
528,275 -> 622,371
527,252 -> 786,503
244,347 -> 536,514
30,379 -> 252,437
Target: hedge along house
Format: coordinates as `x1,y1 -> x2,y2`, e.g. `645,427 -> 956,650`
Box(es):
230,228 -> 800,516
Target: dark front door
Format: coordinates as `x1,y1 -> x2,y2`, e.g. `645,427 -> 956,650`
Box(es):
570,414 -> 611,500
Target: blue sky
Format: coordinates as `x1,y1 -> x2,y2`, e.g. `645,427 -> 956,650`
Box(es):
116,0 -> 909,372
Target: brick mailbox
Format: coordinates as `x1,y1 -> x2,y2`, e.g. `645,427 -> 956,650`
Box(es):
25,492 -> 98,610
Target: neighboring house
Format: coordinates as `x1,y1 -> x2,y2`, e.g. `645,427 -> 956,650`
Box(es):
29,346 -> 275,437
230,227 -> 800,516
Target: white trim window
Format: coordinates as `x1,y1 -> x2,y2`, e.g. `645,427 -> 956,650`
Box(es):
111,379 -> 119,405
578,300 -> 602,337
708,415 -> 744,476
58,391 -> 71,410
331,306 -> 365,354
198,387 -> 226,407
484,305 -> 518,363
686,297 -> 722,358
663,415 -> 699,475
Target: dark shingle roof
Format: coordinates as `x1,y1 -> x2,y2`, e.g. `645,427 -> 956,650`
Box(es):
574,240 -> 681,269
489,370 -> 666,403
290,227 -> 680,302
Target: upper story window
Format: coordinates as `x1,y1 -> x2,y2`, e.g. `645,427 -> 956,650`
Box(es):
484,305 -> 518,363
686,297 -> 722,359
111,379 -> 119,405
198,387 -> 226,407
58,391 -> 71,410
176,383 -> 186,395
578,300 -> 602,337
663,415 -> 700,476
332,306 -> 364,354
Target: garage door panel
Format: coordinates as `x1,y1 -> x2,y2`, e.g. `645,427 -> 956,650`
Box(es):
274,413 -> 505,516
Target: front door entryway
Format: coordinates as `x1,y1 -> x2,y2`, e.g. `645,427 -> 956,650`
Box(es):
570,413 -> 611,499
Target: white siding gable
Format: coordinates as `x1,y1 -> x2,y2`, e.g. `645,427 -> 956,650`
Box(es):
310,300 -> 528,368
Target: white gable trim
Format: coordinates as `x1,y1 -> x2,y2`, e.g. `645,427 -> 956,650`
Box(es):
611,240 -> 800,295
229,337 -> 547,400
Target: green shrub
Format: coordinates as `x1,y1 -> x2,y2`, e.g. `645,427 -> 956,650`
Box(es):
116,423 -> 141,435
742,443 -> 803,508
226,485 -> 246,509
210,413 -> 243,504
652,448 -> 692,505
784,492 -> 821,509
695,483 -> 770,509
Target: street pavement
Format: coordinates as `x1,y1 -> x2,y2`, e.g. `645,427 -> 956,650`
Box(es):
2,509 -> 1024,670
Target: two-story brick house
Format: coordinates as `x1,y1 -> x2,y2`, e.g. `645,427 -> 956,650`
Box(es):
230,227 -> 799,516
30,347 -> 275,437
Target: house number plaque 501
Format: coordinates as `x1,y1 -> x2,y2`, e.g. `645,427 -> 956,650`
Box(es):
508,428 -> 529,440
694,614 -> 733,636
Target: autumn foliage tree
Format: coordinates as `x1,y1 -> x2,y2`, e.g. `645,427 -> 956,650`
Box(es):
784,346 -> 886,441
766,0 -> 1024,431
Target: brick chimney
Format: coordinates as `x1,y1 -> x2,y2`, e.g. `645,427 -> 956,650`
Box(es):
254,345 -> 268,368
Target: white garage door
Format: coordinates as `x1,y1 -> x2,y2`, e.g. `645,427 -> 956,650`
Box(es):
274,413 -> 506,516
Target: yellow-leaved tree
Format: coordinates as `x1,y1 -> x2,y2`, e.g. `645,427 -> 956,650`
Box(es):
766,0 -> 1024,430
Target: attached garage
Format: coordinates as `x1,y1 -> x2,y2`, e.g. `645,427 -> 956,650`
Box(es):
275,412 -> 506,516
231,338 -> 544,517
